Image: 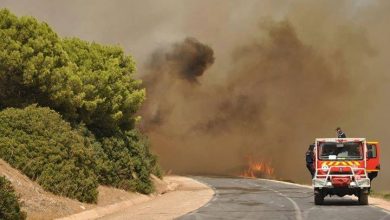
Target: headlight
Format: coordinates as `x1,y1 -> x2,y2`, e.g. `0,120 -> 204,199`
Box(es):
357,179 -> 370,186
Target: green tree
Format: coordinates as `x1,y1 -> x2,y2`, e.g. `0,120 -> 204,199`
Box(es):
0,9 -> 145,136
0,9 -> 162,202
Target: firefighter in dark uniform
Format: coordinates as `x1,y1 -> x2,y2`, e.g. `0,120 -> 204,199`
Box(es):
336,127 -> 346,138
306,144 -> 315,178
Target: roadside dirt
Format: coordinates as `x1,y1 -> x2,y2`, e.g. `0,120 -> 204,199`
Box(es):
0,159 -> 92,219
96,176 -> 214,220
0,159 -> 214,220
59,176 -> 214,220
369,197 -> 390,211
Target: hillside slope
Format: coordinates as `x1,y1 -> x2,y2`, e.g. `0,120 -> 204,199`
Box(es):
0,159 -> 90,219
0,159 -> 167,219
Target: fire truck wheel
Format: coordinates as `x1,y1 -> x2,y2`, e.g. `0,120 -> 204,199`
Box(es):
314,192 -> 324,205
358,190 -> 369,205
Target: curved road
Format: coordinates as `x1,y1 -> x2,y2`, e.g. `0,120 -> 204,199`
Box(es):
179,177 -> 390,220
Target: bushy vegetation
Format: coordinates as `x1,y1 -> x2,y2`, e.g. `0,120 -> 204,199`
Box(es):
0,176 -> 26,220
0,8 -> 144,136
78,125 -> 162,194
0,106 -> 98,203
97,131 -> 161,193
0,8 -> 161,204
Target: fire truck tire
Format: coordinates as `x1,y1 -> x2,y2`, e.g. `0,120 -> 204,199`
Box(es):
314,193 -> 324,205
358,191 -> 369,205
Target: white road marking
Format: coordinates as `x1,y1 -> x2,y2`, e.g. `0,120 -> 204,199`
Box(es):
270,188 -> 303,220
250,181 -> 303,220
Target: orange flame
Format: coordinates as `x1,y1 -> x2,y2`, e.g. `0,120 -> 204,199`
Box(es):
240,157 -> 275,178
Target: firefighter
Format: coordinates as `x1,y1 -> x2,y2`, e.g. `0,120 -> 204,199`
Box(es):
306,144 -> 315,178
336,127 -> 346,138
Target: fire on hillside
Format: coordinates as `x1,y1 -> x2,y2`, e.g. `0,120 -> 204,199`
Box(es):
240,157 -> 275,178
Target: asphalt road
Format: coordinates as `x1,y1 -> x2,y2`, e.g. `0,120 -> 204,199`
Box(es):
178,177 -> 390,220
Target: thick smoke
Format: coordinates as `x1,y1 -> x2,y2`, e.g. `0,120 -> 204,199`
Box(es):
1,0 -> 389,189
146,38 -> 214,84
141,37 -> 214,128
140,21 -> 352,181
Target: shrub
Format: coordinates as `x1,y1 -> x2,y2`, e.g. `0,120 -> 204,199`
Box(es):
95,130 -> 161,194
0,176 -> 26,220
0,105 -> 98,203
75,124 -> 162,193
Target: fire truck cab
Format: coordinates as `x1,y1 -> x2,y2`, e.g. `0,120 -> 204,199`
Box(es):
312,138 -> 380,205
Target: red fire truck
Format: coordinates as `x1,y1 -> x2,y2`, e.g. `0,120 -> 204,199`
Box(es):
312,138 -> 380,205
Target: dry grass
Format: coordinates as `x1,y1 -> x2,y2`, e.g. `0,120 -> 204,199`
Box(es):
371,191 -> 390,201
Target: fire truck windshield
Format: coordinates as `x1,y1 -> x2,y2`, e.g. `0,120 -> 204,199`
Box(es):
319,142 -> 363,160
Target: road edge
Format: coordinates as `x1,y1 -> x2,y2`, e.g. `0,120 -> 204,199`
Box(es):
56,176 -> 215,220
